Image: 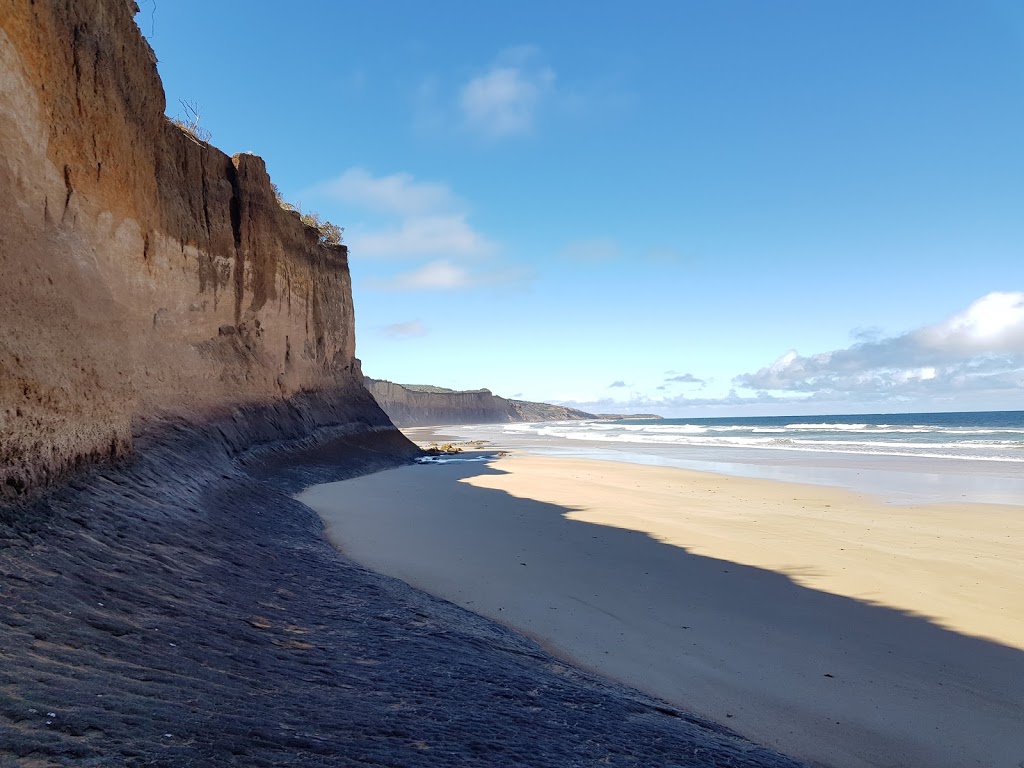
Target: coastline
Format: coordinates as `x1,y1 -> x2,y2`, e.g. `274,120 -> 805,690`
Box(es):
301,443 -> 1024,768
407,423 -> 1024,506
0,420 -> 806,767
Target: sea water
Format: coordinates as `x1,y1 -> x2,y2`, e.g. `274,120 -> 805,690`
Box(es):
444,411 -> 1024,505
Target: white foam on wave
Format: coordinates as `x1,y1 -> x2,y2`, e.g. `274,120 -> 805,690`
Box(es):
785,423 -> 869,430
498,421 -> 1024,462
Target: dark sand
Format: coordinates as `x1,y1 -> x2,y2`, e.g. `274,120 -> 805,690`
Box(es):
0,427 -> 806,767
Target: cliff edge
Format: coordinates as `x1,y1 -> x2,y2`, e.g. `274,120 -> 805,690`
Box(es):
364,377 -> 595,426
0,0 -> 404,498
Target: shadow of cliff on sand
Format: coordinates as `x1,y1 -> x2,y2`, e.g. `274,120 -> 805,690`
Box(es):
312,455 -> 1024,768
0,437 -> 807,767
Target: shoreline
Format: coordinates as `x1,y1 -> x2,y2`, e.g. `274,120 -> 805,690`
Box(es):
0,424 -> 806,767
403,424 -> 1024,505
302,447 -> 1024,768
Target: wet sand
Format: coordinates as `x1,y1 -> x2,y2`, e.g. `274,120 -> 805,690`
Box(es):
300,451 -> 1024,768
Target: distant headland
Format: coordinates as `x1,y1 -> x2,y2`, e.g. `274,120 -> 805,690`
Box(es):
363,377 -> 663,426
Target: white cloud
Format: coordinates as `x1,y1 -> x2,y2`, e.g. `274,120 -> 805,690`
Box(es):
380,320 -> 427,339
367,260 -> 534,293
371,260 -> 471,292
460,48 -> 555,138
734,292 -> 1024,398
306,166 -> 535,292
311,168 -> 460,216
608,380 -> 628,388
352,214 -> 496,259
915,291 -> 1024,354
545,293 -> 1024,416
307,168 -> 497,262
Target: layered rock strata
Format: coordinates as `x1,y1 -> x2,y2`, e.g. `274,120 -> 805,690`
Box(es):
1,0 -> 396,499
365,377 -> 595,426
0,5 -> 811,766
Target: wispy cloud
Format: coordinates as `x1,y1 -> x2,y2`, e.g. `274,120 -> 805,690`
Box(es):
549,293 -> 1024,416
369,260 -> 471,291
556,389 -> 787,417
368,260 -> 534,293
561,238 -> 621,263
311,168 -> 460,216
354,214 -> 496,259
664,373 -> 706,386
734,291 -> 1024,398
608,380 -> 628,388
380,320 -> 428,339
308,167 -> 499,263
417,46 -> 623,141
459,47 -> 555,139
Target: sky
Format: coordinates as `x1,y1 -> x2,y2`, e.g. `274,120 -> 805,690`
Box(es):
144,1 -> 1024,416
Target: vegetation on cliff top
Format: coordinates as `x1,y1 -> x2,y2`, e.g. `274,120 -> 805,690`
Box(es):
271,184 -> 344,246
168,99 -> 212,143
165,100 -> 343,248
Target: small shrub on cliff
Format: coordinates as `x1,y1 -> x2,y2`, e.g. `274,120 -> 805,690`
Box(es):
170,99 -> 212,143
272,183 -> 297,212
300,211 -> 344,247
266,186 -> 344,246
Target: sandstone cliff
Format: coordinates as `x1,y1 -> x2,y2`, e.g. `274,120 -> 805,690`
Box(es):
364,378 -> 594,426
364,379 -> 521,426
0,0 -> 404,498
510,399 -> 598,422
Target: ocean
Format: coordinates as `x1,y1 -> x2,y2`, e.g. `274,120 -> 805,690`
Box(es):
504,410 -> 1024,463
441,410 -> 1024,504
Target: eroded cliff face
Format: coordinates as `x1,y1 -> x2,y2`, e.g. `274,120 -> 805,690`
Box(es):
364,379 -> 521,427
0,0 -> 394,497
364,378 -> 596,426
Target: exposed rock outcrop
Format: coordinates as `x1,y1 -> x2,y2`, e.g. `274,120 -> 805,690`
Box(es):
0,6 -> 814,766
510,399 -> 598,422
0,0 -> 405,499
364,379 -> 521,426
364,378 -> 595,426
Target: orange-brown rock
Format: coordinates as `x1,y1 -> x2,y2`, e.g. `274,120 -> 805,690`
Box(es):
0,0 -> 391,497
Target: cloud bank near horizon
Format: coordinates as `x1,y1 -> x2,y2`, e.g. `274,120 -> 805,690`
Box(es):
736,292 -> 1024,397
557,292 -> 1024,415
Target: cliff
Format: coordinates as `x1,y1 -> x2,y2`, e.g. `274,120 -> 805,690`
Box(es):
364,377 -> 595,426
510,399 -> 598,422
364,379 -> 521,426
0,0 -> 406,498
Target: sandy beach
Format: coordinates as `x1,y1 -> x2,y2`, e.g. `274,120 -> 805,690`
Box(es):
299,450 -> 1024,768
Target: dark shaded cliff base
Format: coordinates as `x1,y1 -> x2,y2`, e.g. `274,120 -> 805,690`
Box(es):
1,432 -> 807,767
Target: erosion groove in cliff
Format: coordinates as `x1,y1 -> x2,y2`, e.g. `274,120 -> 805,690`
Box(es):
0,0 -> 373,499
0,420 -> 807,768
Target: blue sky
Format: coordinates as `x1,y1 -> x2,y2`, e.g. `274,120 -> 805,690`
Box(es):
146,1 -> 1024,416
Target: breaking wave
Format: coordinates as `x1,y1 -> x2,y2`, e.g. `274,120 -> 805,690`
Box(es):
500,414 -> 1024,463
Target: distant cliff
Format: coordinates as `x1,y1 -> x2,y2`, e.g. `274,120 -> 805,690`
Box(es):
510,400 -> 598,422
364,378 -> 595,426
0,0 -> 407,498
